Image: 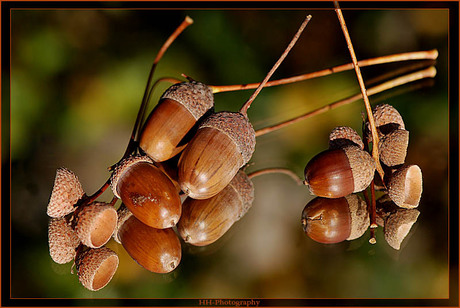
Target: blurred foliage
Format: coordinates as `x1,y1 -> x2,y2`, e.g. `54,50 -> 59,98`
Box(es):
9,7 -> 450,301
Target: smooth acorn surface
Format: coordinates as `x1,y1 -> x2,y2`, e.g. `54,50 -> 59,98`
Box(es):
301,197 -> 352,244
178,127 -> 243,200
177,170 -> 254,246
140,99 -> 196,162
117,162 -> 181,229
118,215 -> 182,273
304,148 -> 354,198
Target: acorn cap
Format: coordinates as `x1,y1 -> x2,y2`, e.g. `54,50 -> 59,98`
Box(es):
229,170 -> 255,220
48,217 -> 80,264
110,155 -> 153,198
343,146 -> 376,193
384,208 -> 420,250
329,126 -> 364,150
200,111 -> 256,166
47,168 -> 85,218
378,128 -> 409,167
161,81 -> 214,120
371,104 -> 405,130
76,247 -> 119,291
388,165 -> 423,208
345,194 -> 370,240
75,202 -> 118,248
113,205 -> 133,244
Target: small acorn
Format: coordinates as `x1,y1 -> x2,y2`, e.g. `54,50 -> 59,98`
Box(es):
74,202 -> 117,249
115,208 -> 182,273
178,170 -> 254,246
75,246 -> 119,291
139,81 -> 214,162
329,126 -> 364,150
369,103 -> 405,134
48,217 -> 80,264
387,164 -> 423,209
47,168 -> 85,218
304,145 -> 375,198
178,111 -> 256,200
384,207 -> 420,250
110,155 -> 182,229
301,194 -> 369,244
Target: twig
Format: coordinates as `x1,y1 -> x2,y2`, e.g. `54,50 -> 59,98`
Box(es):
239,15 -> 312,115
254,66 -> 436,137
247,168 -> 303,185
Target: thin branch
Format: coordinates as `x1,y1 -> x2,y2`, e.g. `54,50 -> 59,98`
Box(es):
209,49 -> 438,93
239,14 -> 312,115
247,168 -> 303,185
254,66 -> 436,137
334,2 -> 384,180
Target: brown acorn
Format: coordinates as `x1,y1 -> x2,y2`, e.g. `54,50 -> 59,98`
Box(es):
74,202 -> 117,248
304,145 -> 375,198
387,164 -> 423,209
139,81 -> 214,162
301,194 -> 369,244
116,210 -> 182,273
47,168 -> 85,218
384,208 -> 420,250
178,111 -> 256,200
178,170 -> 254,246
48,217 -> 80,264
110,155 -> 182,229
329,126 -> 364,150
75,246 -> 119,291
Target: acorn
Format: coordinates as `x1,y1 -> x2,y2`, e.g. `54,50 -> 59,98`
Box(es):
178,170 -> 254,246
48,217 -> 80,264
301,194 -> 369,244
304,145 -> 375,198
329,126 -> 364,150
47,168 -> 85,218
110,155 -> 181,229
75,246 -> 119,291
115,208 -> 182,273
369,103 -> 405,134
178,111 -> 256,200
384,207 -> 420,250
74,202 -> 117,248
139,81 -> 214,162
378,128 -> 409,167
387,164 -> 423,209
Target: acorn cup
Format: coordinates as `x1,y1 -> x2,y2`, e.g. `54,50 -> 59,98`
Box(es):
48,217 -> 80,264
75,246 -> 119,291
301,194 -> 370,244
387,164 -> 423,209
329,126 -> 364,150
139,81 -> 214,162
110,155 -> 182,229
74,202 -> 118,249
114,207 -> 182,273
47,168 -> 85,218
178,169 -> 254,246
178,111 -> 256,200
303,145 -> 376,198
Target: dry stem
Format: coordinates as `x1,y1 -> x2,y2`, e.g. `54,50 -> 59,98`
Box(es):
247,168 -> 303,185
239,14 -> 312,115
255,66 -> 436,137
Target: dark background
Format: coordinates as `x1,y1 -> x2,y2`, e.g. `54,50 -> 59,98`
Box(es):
7,3 -> 453,302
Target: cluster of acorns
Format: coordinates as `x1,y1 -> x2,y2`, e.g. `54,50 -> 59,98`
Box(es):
301,104 -> 423,249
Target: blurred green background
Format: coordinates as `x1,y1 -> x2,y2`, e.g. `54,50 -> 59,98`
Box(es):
10,7 -> 450,301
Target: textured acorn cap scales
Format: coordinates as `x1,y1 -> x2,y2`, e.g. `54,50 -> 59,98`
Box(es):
344,194 -> 370,240
384,208 -> 420,250
48,217 -> 80,264
110,155 -> 153,198
371,104 -> 405,130
200,111 -> 256,166
161,81 -> 214,120
388,165 -> 423,209
378,128 -> 409,167
342,145 -> 376,193
75,202 -> 118,248
47,168 -> 85,218
229,170 -> 255,220
329,126 -> 364,150
75,247 -> 119,291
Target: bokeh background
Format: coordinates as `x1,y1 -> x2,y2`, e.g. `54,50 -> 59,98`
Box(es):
9,5 -> 451,302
